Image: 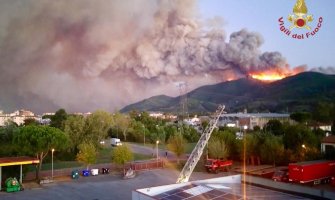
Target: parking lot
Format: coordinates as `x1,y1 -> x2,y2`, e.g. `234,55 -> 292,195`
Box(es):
2,167 -> 334,200
0,168 -> 225,200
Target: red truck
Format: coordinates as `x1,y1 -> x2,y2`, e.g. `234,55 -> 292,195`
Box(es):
205,159 -> 233,174
289,160 -> 335,185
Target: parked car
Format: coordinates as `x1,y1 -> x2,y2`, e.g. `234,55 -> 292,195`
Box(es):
272,169 -> 289,182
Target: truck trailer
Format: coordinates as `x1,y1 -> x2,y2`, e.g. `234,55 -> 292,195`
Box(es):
289,160 -> 335,185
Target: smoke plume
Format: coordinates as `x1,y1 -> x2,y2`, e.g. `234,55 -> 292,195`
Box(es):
310,67 -> 335,75
0,0 -> 294,113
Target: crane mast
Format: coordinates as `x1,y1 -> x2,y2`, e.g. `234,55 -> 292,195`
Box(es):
176,105 -> 225,183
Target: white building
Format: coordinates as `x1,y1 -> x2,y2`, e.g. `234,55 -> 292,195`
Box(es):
310,123 -> 332,132
149,112 -> 164,118
0,109 -> 40,126
183,115 -> 200,126
148,112 -> 177,120
219,113 -> 292,130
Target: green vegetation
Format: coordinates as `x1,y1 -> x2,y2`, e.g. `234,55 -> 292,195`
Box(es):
50,108 -> 68,130
1,95 -> 334,179
167,134 -> 186,163
184,143 -> 197,154
12,125 -> 69,179
120,72 -> 335,113
76,142 -> 97,170
111,145 -> 133,166
29,148 -> 151,171
208,134 -> 228,160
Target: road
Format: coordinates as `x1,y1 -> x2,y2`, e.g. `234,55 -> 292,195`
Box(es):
127,143 -> 180,159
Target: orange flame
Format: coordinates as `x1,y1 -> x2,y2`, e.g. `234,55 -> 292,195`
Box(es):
250,73 -> 286,81
249,66 -> 305,82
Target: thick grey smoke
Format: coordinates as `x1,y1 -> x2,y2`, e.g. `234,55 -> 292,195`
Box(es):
310,67 -> 335,75
0,0 -> 291,113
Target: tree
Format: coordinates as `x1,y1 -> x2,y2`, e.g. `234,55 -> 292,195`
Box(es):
201,120 -> 209,131
127,120 -> 144,142
263,120 -> 284,136
76,142 -> 97,170
283,125 -> 304,150
282,124 -> 321,162
13,125 -> 69,180
290,112 -> 312,123
208,135 -> 228,159
167,134 -> 186,164
84,110 -> 113,147
164,125 -> 178,142
64,115 -> 85,153
111,145 -> 134,167
312,102 -> 334,123
220,129 -> 238,157
260,134 -> 284,166
283,124 -> 318,150
182,125 -> 200,143
0,121 -> 19,156
155,125 -> 166,144
50,109 -> 68,130
113,112 -> 130,141
24,118 -> 38,126
239,133 -> 264,165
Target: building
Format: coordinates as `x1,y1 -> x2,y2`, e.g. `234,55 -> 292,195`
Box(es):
219,112 -> 292,130
148,112 -> 177,120
183,115 -> 200,126
321,135 -> 335,154
149,112 -> 164,118
0,109 -> 41,126
310,122 -> 332,132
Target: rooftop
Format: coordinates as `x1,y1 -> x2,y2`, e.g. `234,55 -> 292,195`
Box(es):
322,135 -> 335,144
0,156 -> 40,167
221,113 -> 290,118
135,175 -> 317,200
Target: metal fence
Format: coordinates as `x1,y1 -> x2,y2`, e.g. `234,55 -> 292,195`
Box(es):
125,159 -> 164,171
24,160 -> 164,181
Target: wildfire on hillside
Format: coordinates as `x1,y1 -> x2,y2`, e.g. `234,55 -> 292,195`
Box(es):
249,66 -> 306,82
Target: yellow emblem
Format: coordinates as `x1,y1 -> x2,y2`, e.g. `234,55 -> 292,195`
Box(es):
288,0 -> 313,30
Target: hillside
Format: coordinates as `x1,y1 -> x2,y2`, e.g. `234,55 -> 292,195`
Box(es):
120,72 -> 335,113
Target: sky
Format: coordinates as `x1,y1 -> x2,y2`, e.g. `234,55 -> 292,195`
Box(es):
0,0 -> 334,114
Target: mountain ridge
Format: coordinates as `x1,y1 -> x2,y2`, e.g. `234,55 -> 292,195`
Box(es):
120,72 -> 335,113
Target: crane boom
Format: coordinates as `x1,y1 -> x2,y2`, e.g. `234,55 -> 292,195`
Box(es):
176,105 -> 225,183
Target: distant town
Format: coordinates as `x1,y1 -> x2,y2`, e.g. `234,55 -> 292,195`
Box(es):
1,108 -> 333,133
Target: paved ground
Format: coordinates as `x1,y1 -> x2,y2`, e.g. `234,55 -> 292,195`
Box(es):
0,168 -> 227,200
2,167 -> 333,200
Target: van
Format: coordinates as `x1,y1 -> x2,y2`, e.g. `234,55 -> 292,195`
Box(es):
110,138 -> 122,147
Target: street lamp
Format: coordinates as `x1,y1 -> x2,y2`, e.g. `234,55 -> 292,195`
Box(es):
51,148 -> 55,179
156,140 -> 159,161
301,144 -> 307,160
242,125 -> 247,200
143,125 -> 146,146
243,125 -> 248,136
